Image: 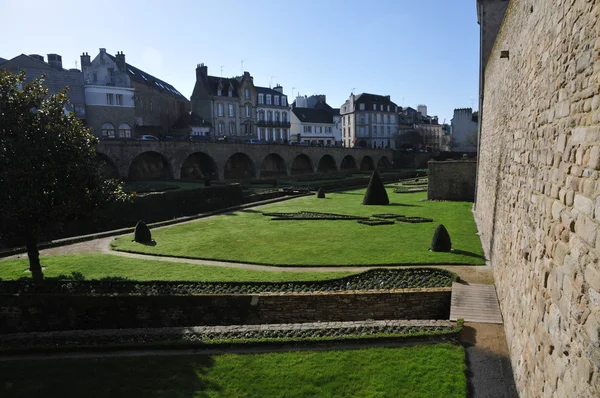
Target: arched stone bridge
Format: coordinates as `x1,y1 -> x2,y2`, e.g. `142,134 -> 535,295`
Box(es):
97,141 -> 394,181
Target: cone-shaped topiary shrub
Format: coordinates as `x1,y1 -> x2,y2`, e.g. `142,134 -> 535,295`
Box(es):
317,188 -> 326,198
134,220 -> 152,243
362,170 -> 389,205
431,224 -> 452,252
204,178 -> 211,187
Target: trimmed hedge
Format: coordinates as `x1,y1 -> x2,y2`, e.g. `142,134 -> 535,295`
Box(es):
431,224 -> 452,252
372,214 -> 403,219
396,216 -> 433,223
357,220 -> 395,226
133,221 -> 152,243
317,188 -> 326,198
394,186 -> 428,194
262,211 -> 368,221
0,268 -> 457,296
363,171 -> 390,205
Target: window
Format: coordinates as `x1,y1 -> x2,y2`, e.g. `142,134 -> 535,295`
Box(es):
116,94 -> 123,106
377,114 -> 381,123
245,88 -> 250,99
275,111 -> 280,122
315,126 -> 322,133
258,110 -> 265,121
281,96 -> 287,106
387,126 -> 391,135
373,126 -> 377,134
359,127 -> 365,136
266,95 -> 272,105
274,96 -> 280,106
267,111 -> 272,121
229,123 -> 236,135
218,123 -> 224,135
106,94 -> 114,105
218,103 -> 224,117
258,94 -> 264,104
228,89 -> 232,97
217,89 -> 222,96
373,104 -> 376,110
359,116 -> 365,124
228,104 -> 234,117
326,127 -> 332,133
257,127 -> 262,139
359,103 -> 365,110
118,123 -> 131,138
245,104 -> 251,117
380,105 -> 383,111
387,105 -> 390,112
304,126 -> 312,133
101,123 -> 115,138
282,112 -> 287,122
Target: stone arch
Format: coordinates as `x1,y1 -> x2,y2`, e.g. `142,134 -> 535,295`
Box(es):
340,155 -> 358,171
128,151 -> 173,180
317,154 -> 337,173
360,155 -> 375,171
224,152 -> 256,179
180,152 -> 218,180
260,153 -> 287,177
96,152 -> 119,179
291,154 -> 314,175
377,156 -> 391,169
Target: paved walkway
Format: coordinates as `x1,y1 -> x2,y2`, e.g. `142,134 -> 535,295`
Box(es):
450,282 -> 503,324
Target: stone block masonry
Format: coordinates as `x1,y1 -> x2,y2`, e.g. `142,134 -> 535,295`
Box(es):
0,288 -> 450,333
475,1 -> 600,397
428,159 -> 476,201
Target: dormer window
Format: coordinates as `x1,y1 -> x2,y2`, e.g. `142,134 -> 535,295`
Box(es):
266,95 -> 272,105
258,94 -> 264,104
359,103 -> 365,110
372,104 -> 376,110
228,90 -> 232,97
380,105 -> 383,111
245,88 -> 250,99
217,89 -> 222,96
282,96 -> 287,106
274,96 -> 280,106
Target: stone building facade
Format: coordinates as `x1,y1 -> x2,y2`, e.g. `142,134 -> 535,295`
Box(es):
451,108 -> 478,152
0,53 -> 86,119
256,85 -> 290,142
81,48 -> 189,139
339,93 -> 398,149
475,1 -> 600,397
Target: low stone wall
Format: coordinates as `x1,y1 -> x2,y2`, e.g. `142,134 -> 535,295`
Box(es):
428,159 -> 476,201
0,288 -> 451,333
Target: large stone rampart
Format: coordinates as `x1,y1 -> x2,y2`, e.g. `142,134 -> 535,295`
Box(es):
475,1 -> 600,396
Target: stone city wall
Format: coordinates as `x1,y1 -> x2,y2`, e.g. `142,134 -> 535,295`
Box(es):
428,159 -> 476,201
475,1 -> 600,396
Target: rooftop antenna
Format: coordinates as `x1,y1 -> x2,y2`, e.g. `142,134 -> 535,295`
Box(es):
292,87 -> 296,99
241,60 -> 244,74
351,87 -> 355,94
74,60 -> 78,69
270,76 -> 276,88
220,65 -> 224,77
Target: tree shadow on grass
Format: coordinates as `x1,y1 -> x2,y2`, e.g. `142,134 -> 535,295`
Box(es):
451,249 -> 486,260
133,240 -> 157,247
0,355 -> 222,398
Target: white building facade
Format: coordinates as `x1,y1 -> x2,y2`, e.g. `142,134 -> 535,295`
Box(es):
339,93 -> 398,149
256,85 -> 290,142
451,108 -> 478,152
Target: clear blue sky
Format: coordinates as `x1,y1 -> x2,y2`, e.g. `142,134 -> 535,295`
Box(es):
1,0 -> 479,123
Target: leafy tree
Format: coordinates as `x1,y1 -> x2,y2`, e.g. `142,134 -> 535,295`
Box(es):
0,71 -> 128,280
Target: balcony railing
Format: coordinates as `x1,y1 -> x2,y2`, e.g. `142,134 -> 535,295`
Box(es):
257,120 -> 290,128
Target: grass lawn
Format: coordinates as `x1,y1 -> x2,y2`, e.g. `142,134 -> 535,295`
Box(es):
112,188 -> 485,266
0,344 -> 466,398
0,254 -> 352,282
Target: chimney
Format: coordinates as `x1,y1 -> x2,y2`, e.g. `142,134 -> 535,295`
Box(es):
47,54 -> 62,69
385,95 -> 390,100
273,84 -> 283,94
115,51 -> 126,71
80,52 -> 91,68
99,48 -> 106,54
29,54 -> 44,62
196,63 -> 208,82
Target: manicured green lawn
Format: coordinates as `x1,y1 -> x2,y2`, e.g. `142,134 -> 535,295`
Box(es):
0,344 -> 466,398
112,188 -> 485,266
0,254 -> 352,282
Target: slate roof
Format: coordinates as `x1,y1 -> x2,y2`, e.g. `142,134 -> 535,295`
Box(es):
292,107 -> 334,124
354,93 -> 397,107
172,112 -> 212,129
331,108 -> 340,116
255,86 -> 285,97
0,57 -> 7,64
105,53 -> 187,101
206,76 -> 239,97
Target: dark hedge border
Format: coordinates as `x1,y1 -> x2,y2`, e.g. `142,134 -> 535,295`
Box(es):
401,180 -> 429,186
396,216 -> 433,223
357,220 -> 395,226
263,211 -> 369,221
372,214 -> 404,219
0,320 -> 464,352
0,268 -> 457,296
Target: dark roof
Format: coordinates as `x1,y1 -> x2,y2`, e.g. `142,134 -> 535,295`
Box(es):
172,112 -> 212,129
255,86 -> 286,97
331,108 -> 340,116
106,53 -> 187,101
355,93 -> 397,107
292,107 -> 333,124
314,101 -> 333,112
206,76 -> 239,98
0,57 -> 7,64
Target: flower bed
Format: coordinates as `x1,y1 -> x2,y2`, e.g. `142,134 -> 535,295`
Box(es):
262,211 -> 369,221
0,268 -> 457,296
357,220 -> 395,226
372,214 -> 404,219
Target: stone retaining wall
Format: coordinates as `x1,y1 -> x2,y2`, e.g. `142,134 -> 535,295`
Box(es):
475,1 -> 600,396
0,288 -> 451,333
428,159 -> 476,201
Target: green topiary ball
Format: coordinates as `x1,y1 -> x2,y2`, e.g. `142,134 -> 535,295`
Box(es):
362,170 -> 389,205
431,224 -> 452,252
317,188 -> 326,198
134,220 -> 152,243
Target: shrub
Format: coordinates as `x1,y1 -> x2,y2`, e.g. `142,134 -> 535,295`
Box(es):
133,220 -> 152,243
362,171 -> 389,205
317,188 -> 326,198
372,214 -> 403,219
431,224 -> 452,252
357,219 -> 395,226
396,216 -> 433,223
